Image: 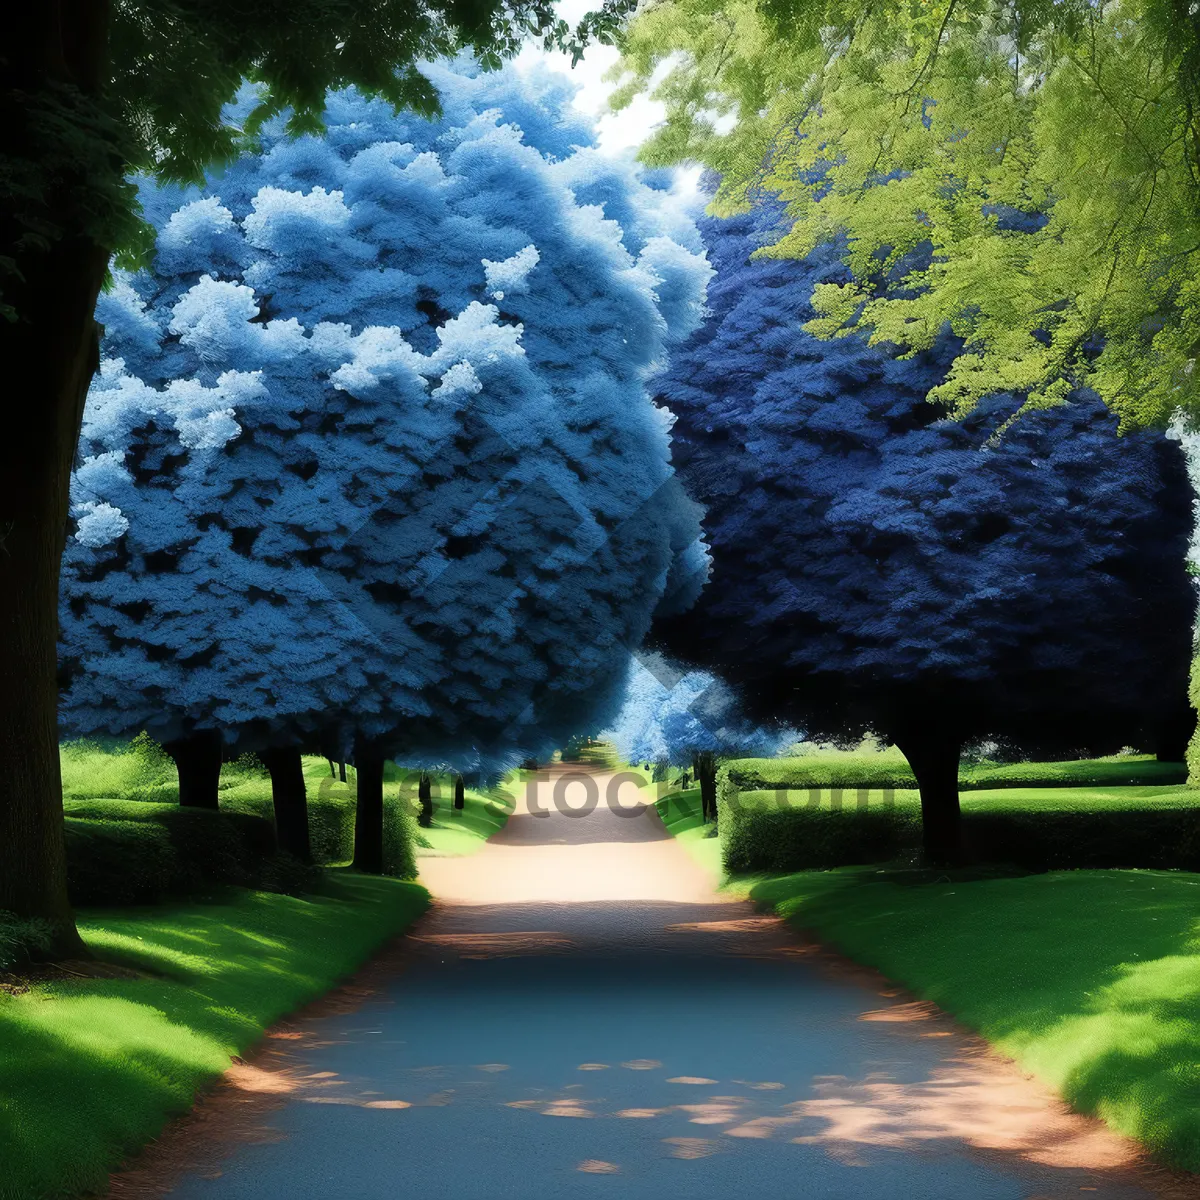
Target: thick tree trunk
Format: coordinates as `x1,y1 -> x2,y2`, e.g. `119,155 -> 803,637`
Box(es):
259,746 -> 311,863
1152,702 -> 1195,763
164,729 -> 223,809
338,760 -> 347,783
892,728 -> 964,866
453,774 -> 465,811
0,8 -> 116,955
693,751 -> 718,825
418,772 -> 434,827
353,746 -> 384,874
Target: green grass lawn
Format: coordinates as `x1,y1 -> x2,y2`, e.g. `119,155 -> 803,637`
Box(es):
750,867 -> 1200,1171
0,873 -> 429,1200
723,750 -> 1187,792
414,778 -> 517,857
653,788 -> 761,897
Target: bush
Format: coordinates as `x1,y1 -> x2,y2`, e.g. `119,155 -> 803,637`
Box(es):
220,792 -> 356,865
721,791 -> 921,873
64,818 -> 176,905
719,787 -> 1200,873
383,791 -> 420,879
61,800 -> 301,905
59,734 -> 179,803
718,752 -> 1186,803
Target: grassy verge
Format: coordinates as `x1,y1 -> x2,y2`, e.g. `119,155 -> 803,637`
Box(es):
0,873 -> 430,1200
414,777 -> 517,857
653,788 -> 760,898
750,867 -> 1200,1171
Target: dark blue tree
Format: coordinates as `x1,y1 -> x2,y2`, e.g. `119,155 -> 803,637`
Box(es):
652,199 -> 1195,863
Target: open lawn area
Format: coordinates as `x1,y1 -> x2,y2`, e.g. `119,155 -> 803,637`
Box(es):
0,874 -> 429,1200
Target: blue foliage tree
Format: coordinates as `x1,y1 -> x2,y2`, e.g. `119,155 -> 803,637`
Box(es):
651,198 -> 1195,863
604,652 -> 793,820
60,61 -> 711,865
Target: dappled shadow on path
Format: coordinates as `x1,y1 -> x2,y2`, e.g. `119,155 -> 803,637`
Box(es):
106,770 -> 1195,1200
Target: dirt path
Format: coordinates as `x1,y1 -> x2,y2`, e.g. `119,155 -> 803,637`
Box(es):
110,767 -> 1186,1199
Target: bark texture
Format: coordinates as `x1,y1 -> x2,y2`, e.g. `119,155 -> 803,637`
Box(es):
259,746 -> 312,863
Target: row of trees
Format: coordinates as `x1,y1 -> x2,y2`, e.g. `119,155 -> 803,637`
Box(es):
607,0 -> 1200,861
53,62 -> 709,891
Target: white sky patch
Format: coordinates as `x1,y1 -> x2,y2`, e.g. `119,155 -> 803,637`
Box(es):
513,0 -> 702,209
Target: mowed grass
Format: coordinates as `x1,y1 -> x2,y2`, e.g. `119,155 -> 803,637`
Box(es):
653,788 -> 759,896
724,750 -> 1187,792
412,777 -> 517,857
731,783 -> 1200,814
751,867 -> 1200,1171
0,873 -> 430,1200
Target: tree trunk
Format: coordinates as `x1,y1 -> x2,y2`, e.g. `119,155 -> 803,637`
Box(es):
353,745 -> 384,874
259,746 -> 311,863
1152,701 -> 1195,763
693,751 -> 718,825
0,7 -> 118,955
892,728 -> 964,866
453,774 -> 465,810
418,772 -> 434,827
164,729 -> 223,809
338,760 -> 347,783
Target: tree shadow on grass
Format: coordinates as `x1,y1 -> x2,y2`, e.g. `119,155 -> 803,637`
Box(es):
0,874 -> 428,1200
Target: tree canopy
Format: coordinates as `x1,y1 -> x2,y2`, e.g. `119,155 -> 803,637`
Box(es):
5,2 -> 635,318
650,196 -> 1195,860
60,62 -> 711,782
615,0 -> 1200,428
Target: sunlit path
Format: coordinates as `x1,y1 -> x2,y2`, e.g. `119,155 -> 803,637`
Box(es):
115,768 -> 1176,1200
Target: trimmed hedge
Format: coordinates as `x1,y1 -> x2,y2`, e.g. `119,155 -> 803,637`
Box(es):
721,787 -> 1200,874
61,800 -> 314,905
223,789 -> 418,877
717,752 -> 1187,806
221,793 -> 356,866
64,818 -> 176,906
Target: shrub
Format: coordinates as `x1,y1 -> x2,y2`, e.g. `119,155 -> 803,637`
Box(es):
719,787 -> 1200,873
59,735 -> 178,803
61,801 -> 303,905
383,791 -> 420,880
721,791 -> 921,873
217,751 -> 270,791
64,818 -> 176,905
220,792 -> 356,866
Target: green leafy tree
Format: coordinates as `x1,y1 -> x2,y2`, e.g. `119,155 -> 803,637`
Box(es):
615,0 -> 1200,425
1,1 -> 630,953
